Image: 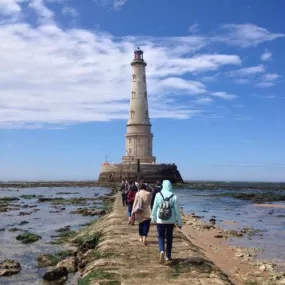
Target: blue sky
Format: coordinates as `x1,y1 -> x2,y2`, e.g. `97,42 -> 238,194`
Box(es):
0,0 -> 284,182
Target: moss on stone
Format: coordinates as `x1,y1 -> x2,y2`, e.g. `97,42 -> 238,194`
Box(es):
37,250 -> 74,268
0,197 -> 19,202
78,270 -> 120,285
16,232 -> 41,244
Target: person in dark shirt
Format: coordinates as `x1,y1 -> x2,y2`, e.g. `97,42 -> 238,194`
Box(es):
150,180 -> 162,210
126,181 -> 138,223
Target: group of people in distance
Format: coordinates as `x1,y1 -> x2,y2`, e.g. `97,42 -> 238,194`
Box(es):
120,178 -> 182,263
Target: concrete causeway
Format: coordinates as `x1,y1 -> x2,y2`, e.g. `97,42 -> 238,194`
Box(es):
78,194 -> 233,285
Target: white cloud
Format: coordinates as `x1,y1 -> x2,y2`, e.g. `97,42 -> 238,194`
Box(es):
255,82 -> 275,88
255,73 -> 281,88
228,64 -> 265,77
0,22 -> 218,128
0,0 -> 22,15
113,0 -> 127,10
62,6 -> 78,17
262,73 -> 281,81
253,94 -> 276,99
194,97 -> 213,104
0,3 -> 284,129
234,78 -> 249,84
93,0 -> 128,10
188,23 -> 199,34
211,92 -> 237,100
151,78 -> 207,94
201,75 -> 219,82
261,50 -> 272,61
147,54 -> 240,78
28,0 -> 54,22
220,24 -> 285,47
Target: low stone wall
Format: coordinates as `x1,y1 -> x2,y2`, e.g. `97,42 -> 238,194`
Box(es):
98,162 -> 183,183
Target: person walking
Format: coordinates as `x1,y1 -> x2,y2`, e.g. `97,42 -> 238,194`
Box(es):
126,181 -> 137,224
120,179 -> 127,206
151,180 -> 182,263
150,180 -> 162,210
131,184 -> 152,245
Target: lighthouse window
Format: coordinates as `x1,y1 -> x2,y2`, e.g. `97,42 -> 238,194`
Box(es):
143,75 -> 146,82
132,74 -> 136,82
132,91 -> 136,99
144,92 -> 147,98
145,111 -> 148,119
129,138 -> 131,145
130,110 -> 135,119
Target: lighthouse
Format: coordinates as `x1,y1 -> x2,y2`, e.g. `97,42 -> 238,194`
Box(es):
122,48 -> 156,164
98,49 -> 183,183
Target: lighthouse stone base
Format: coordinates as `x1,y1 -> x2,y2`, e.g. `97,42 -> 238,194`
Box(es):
98,162 -> 183,184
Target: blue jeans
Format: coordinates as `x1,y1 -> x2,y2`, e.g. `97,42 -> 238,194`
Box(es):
156,224 -> 174,259
139,219 -> 150,237
127,203 -> 133,217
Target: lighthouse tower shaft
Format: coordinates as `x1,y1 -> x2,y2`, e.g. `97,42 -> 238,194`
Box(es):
122,49 -> 156,164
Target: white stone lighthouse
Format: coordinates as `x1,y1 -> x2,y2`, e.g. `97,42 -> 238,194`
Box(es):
98,49 -> 183,183
122,48 -> 156,164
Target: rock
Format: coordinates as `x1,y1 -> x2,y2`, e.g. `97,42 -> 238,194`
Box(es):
227,230 -> 244,237
19,211 -> 33,216
20,194 -> 38,199
8,227 -> 20,232
56,257 -> 77,273
209,218 -> 216,224
214,234 -> 227,239
0,228 -> 5,231
16,232 -> 41,244
56,226 -> 71,232
37,254 -> 59,267
235,253 -> 244,257
70,208 -> 106,216
259,264 -> 266,272
43,267 -> 68,281
0,259 -> 21,277
0,197 -> 20,202
19,221 -> 29,225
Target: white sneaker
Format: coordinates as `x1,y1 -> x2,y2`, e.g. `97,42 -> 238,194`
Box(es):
159,251 -> 165,264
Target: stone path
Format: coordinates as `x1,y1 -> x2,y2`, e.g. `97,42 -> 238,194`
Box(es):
79,194 -> 233,285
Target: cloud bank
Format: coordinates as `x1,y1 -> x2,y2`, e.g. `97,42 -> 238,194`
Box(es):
0,1 -> 284,128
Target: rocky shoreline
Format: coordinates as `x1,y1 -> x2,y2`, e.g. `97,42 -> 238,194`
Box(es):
1,184 -> 285,284
1,181 -> 285,191
0,181 -> 116,189
181,211 -> 285,284
0,185 -> 115,284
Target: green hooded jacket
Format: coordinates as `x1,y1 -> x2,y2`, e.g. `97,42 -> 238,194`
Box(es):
151,180 -> 182,227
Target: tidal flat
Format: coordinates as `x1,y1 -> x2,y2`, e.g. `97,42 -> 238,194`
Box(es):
1,182 -> 285,284
176,187 -> 285,271
0,186 -> 111,284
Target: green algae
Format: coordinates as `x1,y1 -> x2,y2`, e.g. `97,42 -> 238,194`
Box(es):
78,270 -> 120,285
37,249 -> 74,268
16,232 -> 41,244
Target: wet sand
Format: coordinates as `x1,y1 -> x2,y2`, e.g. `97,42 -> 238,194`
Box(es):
254,203 -> 285,208
181,215 -> 268,284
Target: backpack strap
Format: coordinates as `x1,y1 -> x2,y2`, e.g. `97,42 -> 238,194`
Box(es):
159,192 -> 165,200
160,192 -> 174,201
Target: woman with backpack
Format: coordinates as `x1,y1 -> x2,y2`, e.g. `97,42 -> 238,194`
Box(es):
151,180 -> 182,263
131,184 -> 152,245
126,181 -> 138,224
